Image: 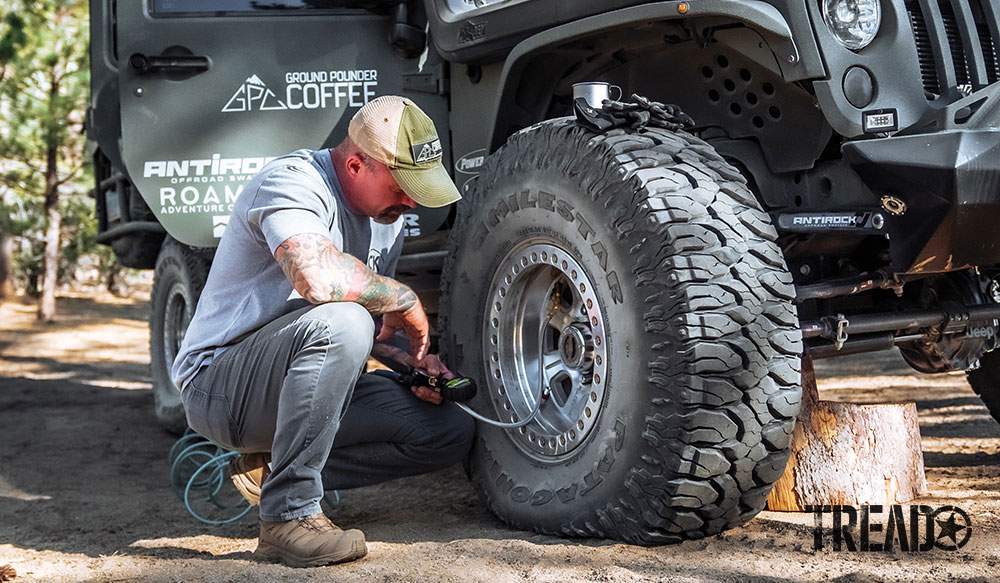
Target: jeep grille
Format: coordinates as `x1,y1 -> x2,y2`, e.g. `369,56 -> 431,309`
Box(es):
907,0 -> 1000,99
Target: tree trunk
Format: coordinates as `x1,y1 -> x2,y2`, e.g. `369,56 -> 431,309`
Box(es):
38,181 -> 60,321
766,357 -> 928,511
37,69 -> 61,322
0,230 -> 13,300
106,265 -> 126,297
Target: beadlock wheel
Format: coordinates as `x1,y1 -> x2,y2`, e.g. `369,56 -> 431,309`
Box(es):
486,241 -> 609,460
164,283 -> 190,374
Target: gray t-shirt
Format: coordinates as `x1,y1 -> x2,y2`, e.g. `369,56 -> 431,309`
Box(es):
171,148 -> 404,390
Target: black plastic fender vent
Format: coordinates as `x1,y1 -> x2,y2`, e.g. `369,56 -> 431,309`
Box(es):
700,54 -> 782,133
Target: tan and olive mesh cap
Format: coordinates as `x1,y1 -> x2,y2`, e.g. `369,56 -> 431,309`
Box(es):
348,95 -> 461,208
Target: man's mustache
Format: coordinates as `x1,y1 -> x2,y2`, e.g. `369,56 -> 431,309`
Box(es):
382,205 -> 410,216
375,205 -> 412,223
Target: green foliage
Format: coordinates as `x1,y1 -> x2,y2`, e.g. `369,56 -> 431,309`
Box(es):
2,186 -> 121,295
12,232 -> 42,295
59,190 -> 93,280
0,0 -> 101,295
0,1 -> 90,174
0,12 -> 28,68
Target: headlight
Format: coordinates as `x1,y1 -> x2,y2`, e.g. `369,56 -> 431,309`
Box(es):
822,0 -> 881,51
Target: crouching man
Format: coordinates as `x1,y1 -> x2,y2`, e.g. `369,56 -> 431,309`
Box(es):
172,96 -> 475,567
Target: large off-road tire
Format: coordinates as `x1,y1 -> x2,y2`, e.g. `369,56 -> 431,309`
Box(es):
966,349 -> 1000,425
440,119 -> 802,545
149,238 -> 210,435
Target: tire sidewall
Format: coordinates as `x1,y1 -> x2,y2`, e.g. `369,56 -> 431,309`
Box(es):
450,160 -> 654,528
149,241 -> 203,434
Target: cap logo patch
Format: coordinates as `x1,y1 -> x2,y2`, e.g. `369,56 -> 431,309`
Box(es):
412,139 -> 442,163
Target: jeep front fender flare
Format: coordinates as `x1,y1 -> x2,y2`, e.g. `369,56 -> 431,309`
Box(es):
485,0 -> 824,152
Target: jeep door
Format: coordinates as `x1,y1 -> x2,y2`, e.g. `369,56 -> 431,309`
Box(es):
109,0 -> 450,247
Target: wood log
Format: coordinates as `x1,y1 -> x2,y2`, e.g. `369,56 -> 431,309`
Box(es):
766,357 -> 928,511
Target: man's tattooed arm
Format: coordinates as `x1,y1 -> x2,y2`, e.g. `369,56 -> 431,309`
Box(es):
370,340 -> 414,368
274,233 -> 417,314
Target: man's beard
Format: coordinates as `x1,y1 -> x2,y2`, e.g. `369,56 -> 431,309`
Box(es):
374,205 -> 410,224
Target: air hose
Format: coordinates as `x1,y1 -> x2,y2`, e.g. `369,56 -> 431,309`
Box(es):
168,430 -> 340,524
168,432 -> 253,525
370,368 -> 546,429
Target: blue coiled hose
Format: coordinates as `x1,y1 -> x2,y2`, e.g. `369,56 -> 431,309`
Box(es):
168,430 -> 341,524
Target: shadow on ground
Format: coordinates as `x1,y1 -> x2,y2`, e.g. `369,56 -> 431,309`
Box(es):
0,375 -> 551,562
2,297 -> 999,582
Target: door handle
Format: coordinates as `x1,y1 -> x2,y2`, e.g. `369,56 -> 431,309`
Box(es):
129,52 -> 211,74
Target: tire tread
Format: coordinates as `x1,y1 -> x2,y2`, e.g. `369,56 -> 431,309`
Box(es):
442,119 -> 802,544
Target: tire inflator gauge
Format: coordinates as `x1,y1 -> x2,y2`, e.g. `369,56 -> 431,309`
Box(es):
371,368 -> 546,429
371,368 -> 477,402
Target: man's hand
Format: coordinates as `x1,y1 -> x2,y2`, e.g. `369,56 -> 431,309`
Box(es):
376,300 -> 430,363
409,354 -> 453,405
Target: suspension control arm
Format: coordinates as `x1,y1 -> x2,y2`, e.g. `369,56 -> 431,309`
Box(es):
794,269 -> 899,303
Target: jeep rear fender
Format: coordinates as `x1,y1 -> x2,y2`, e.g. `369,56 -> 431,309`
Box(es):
483,0 -> 825,151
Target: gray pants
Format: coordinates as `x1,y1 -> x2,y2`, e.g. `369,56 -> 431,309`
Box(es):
181,302 -> 475,522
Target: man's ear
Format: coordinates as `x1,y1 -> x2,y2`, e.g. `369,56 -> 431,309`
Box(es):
344,154 -> 365,178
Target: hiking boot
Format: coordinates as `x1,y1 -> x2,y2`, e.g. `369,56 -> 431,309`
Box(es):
230,452 -> 270,506
255,513 -> 367,567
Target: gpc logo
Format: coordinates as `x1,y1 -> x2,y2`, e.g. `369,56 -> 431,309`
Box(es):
222,74 -> 288,113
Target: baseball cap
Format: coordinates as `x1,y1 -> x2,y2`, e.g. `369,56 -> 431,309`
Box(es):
348,96 -> 462,208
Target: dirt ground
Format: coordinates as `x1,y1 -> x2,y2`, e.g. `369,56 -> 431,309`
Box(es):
1,291 -> 998,582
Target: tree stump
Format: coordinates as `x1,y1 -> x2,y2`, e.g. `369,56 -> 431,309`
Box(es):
767,357 -> 928,511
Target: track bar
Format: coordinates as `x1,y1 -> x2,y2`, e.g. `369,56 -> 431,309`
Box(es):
800,304 -> 1000,340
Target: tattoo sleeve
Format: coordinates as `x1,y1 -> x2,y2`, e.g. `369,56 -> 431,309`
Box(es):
274,233 -> 417,314
370,340 -> 413,369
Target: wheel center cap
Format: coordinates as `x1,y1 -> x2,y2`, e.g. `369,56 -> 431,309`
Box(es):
559,324 -> 594,371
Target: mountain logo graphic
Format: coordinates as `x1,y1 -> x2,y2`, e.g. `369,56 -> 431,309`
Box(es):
412,139 -> 442,163
222,74 -> 288,113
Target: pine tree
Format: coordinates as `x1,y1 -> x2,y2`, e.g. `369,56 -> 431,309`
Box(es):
0,0 -> 88,319
0,8 -> 28,299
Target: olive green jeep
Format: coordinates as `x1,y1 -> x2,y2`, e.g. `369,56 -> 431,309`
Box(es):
88,0 -> 1000,544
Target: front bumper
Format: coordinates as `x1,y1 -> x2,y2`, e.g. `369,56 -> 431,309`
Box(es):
844,129 -> 1000,274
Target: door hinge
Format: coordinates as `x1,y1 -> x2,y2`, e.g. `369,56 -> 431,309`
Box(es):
402,63 -> 447,95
